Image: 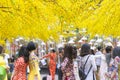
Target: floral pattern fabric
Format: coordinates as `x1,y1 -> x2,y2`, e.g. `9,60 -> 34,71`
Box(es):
12,57 -> 28,80
61,57 -> 75,80
107,56 -> 120,80
43,53 -> 57,80
28,53 -> 41,80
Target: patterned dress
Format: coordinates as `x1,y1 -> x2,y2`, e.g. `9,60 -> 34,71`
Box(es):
12,57 -> 28,80
43,53 -> 57,80
61,57 -> 75,80
108,56 -> 120,80
28,53 -> 41,80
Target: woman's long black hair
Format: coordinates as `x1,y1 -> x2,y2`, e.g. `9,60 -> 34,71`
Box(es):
26,41 -> 36,52
63,45 -> 77,63
80,43 -> 90,57
18,46 -> 29,63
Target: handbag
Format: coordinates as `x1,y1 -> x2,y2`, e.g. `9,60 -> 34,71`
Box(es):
0,66 -> 6,80
79,55 -> 92,80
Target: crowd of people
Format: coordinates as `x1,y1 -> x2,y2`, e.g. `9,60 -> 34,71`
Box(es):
0,41 -> 120,80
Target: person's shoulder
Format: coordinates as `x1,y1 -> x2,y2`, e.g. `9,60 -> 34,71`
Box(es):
95,51 -> 102,55
84,54 -> 90,57
31,54 -> 39,62
89,55 -> 95,60
99,51 -> 102,54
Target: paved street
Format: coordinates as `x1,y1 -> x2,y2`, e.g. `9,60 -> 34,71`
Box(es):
41,74 -> 58,80
40,67 -> 58,80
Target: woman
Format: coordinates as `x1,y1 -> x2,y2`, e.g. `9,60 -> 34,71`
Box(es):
80,43 -> 97,80
61,45 -> 75,80
27,41 -> 41,80
0,46 -> 8,80
106,47 -> 120,80
41,49 -> 57,80
11,46 -> 29,80
99,49 -> 108,80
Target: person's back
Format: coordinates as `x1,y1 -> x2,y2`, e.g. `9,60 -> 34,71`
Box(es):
95,51 -> 102,66
61,57 -> 75,80
95,46 -> 102,68
81,55 -> 97,80
105,46 -> 112,67
80,43 -> 97,80
105,53 -> 111,67
61,45 -> 75,80
12,57 -> 28,80
49,53 -> 56,64
11,46 -> 29,80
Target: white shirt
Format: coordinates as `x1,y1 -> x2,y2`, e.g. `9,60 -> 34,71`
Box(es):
81,55 -> 97,80
95,51 -> 102,66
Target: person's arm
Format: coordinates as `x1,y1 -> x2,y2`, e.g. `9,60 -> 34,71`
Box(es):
94,55 -> 102,59
41,53 -> 51,59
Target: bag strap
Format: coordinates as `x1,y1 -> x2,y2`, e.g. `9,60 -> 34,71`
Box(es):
86,65 -> 92,77
83,55 -> 92,79
83,55 -> 90,69
93,71 -> 95,80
